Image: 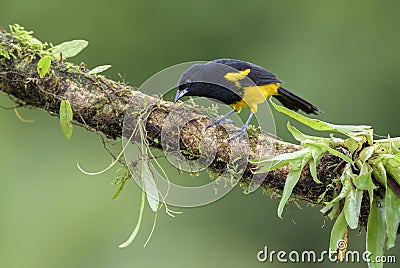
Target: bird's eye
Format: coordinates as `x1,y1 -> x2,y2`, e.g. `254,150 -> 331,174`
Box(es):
185,79 -> 192,84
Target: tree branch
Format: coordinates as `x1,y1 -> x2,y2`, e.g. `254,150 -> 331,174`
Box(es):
0,28 -> 353,222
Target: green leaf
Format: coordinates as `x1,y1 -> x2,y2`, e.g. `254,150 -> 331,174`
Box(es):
353,163 -> 377,190
118,189 -> 146,248
112,180 -> 126,200
111,168 -> 131,199
320,203 -> 334,214
88,64 -> 112,74
137,123 -> 159,212
253,148 -> 307,164
286,122 -> 352,181
286,123 -> 325,183
385,187 -> 400,249
359,146 -> 375,162
368,189 -> 374,207
50,40 -> 88,60
271,99 -> 371,138
277,155 -> 310,218
353,173 -> 377,191
366,197 -> 386,268
271,100 -> 333,131
288,122 -> 337,146
252,149 -> 307,174
317,142 -> 354,165
59,100 -> 73,140
142,161 -> 159,212
373,161 -> 388,186
37,55 -> 52,78
329,210 -> 348,252
321,188 -> 340,219
287,121 -> 308,142
308,143 -> 326,184
325,173 -> 352,205
327,200 -> 340,220
389,136 -> 400,154
382,154 -> 400,185
318,184 -> 334,203
254,160 -> 287,174
345,138 -> 361,156
287,124 -> 353,165
344,186 -> 363,229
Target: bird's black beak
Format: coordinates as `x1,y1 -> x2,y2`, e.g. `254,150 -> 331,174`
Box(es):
174,88 -> 188,104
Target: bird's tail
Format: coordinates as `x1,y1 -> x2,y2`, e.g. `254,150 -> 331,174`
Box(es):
274,87 -> 323,115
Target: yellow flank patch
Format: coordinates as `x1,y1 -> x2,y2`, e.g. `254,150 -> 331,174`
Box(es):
224,69 -> 251,88
230,83 -> 280,113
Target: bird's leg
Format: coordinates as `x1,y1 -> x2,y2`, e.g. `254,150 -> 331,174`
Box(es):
206,109 -> 236,129
228,112 -> 255,141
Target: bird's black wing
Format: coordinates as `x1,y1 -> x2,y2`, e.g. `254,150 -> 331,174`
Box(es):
212,58 -> 282,86
247,64 -> 283,85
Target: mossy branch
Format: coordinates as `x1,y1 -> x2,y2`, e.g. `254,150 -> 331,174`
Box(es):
0,27 -> 379,229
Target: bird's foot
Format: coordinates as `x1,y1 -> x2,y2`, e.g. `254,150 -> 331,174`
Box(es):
228,125 -> 249,141
205,116 -> 234,129
227,112 -> 254,141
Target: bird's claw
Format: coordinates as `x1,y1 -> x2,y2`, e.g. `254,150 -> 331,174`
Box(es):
228,126 -> 249,141
205,116 -> 234,129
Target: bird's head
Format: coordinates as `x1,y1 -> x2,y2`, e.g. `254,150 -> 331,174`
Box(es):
174,63 -> 205,103
174,61 -> 235,104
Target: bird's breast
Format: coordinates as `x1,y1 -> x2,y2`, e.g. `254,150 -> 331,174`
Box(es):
229,83 -> 280,113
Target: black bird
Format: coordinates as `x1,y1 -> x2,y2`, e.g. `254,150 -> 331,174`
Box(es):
174,58 -> 322,139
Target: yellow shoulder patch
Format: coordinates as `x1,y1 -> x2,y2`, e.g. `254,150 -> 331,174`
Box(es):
224,69 -> 251,88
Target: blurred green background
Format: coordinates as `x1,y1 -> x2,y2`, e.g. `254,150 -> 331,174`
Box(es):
1,0 -> 400,267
